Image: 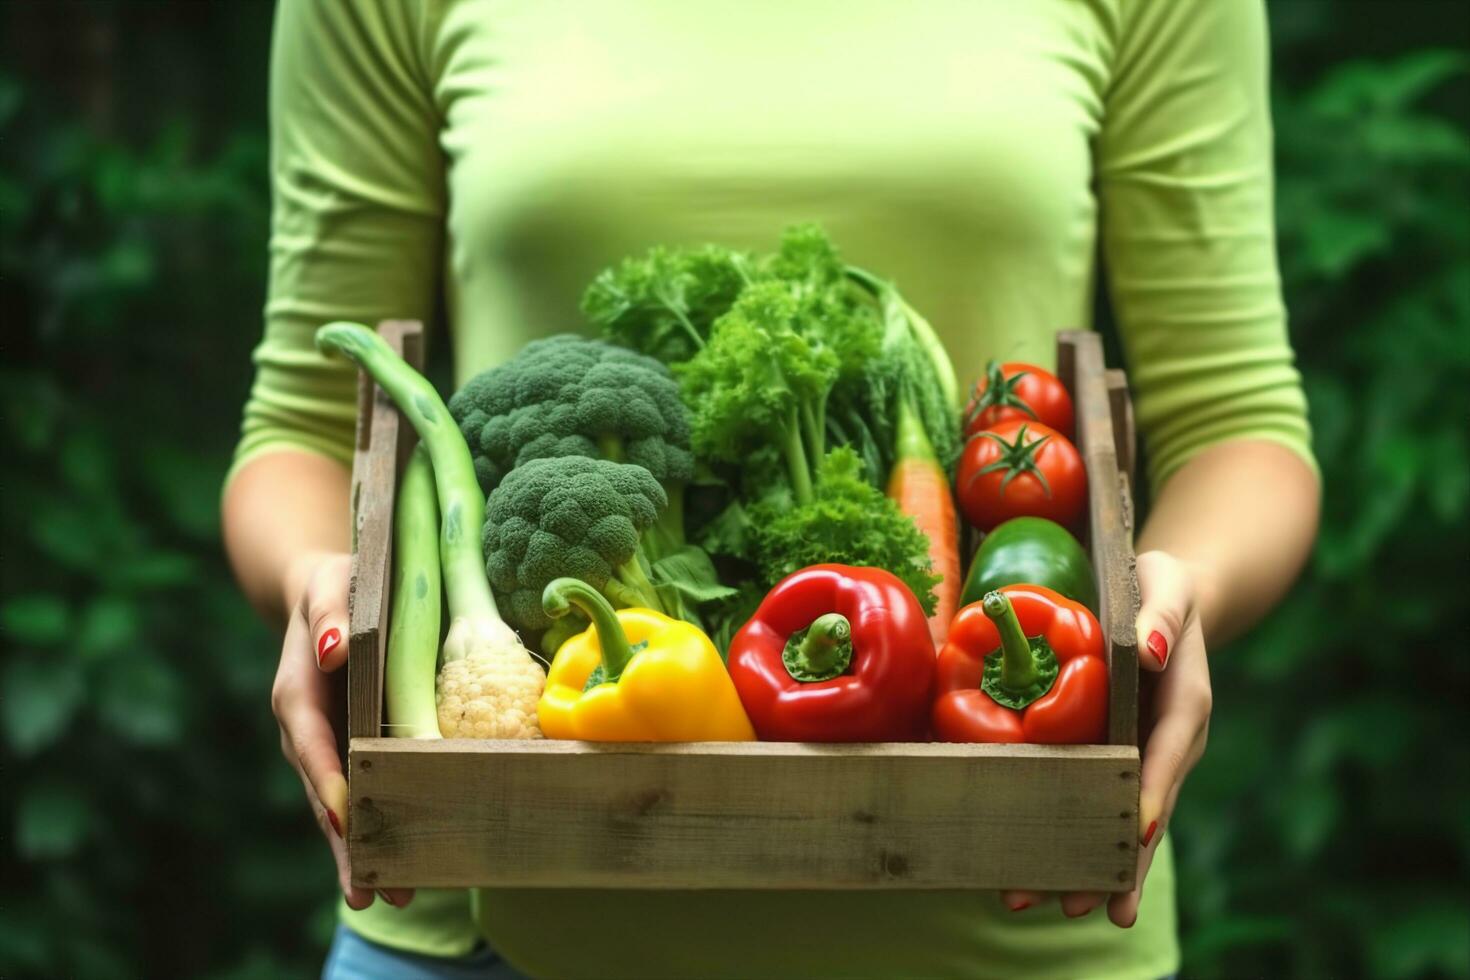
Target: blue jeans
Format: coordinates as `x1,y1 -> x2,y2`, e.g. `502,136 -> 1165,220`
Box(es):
322,925 -> 525,980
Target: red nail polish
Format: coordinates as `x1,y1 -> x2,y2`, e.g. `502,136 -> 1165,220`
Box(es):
1010,900 -> 1031,912
1146,630 -> 1168,667
327,807 -> 343,839
1142,819 -> 1158,847
377,889 -> 398,907
317,628 -> 341,665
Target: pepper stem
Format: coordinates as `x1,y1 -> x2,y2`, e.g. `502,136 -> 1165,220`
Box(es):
782,613 -> 853,683
543,578 -> 637,683
982,592 -> 1037,690
979,591 -> 1060,711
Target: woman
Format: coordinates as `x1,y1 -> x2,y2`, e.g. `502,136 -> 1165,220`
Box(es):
223,1 -> 1320,977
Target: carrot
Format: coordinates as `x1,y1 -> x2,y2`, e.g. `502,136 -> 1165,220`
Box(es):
887,399 -> 961,649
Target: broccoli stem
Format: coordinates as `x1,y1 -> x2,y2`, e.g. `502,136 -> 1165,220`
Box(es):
609,555 -> 666,614
596,432 -> 625,462
649,483 -> 686,556
541,613 -> 586,658
591,430 -> 686,562
782,407 -> 815,507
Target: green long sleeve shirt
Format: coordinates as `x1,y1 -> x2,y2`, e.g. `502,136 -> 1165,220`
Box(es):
237,0 -> 1314,976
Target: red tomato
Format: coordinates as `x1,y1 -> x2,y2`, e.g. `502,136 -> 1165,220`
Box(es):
957,420 -> 1087,531
964,361 -> 1075,440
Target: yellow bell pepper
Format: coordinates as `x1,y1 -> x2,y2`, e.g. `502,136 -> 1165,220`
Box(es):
537,577 -> 756,742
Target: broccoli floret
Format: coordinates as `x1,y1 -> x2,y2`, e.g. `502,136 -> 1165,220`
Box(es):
447,334 -> 693,495
483,456 -> 669,640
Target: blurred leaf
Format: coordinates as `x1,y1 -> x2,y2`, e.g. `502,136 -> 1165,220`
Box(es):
1277,776 -> 1339,861
16,781 -> 94,859
1425,428 -> 1470,523
77,595 -> 143,660
1,656 -> 85,755
104,551 -> 199,592
30,497 -> 107,570
1298,699 -> 1419,773
1300,210 -> 1392,278
60,429 -> 115,497
0,593 -> 70,645
142,443 -> 226,539
0,904 -> 51,973
95,654 -> 186,746
0,72 -> 21,125
1368,899 -> 1470,979
1181,915 -> 1295,965
1310,49 -> 1469,115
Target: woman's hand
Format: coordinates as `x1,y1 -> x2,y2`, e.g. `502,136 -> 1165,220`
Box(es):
270,550 -> 414,912
1002,550 -> 1213,925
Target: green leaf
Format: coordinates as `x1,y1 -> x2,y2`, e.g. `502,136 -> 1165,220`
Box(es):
1301,210 -> 1391,279
60,430 -> 115,497
651,546 -> 740,604
30,499 -> 105,570
104,551 -> 199,592
77,595 -> 142,660
1375,49 -> 1469,111
1367,899 -> 1470,979
0,656 -> 85,755
0,905 -> 52,973
16,782 -> 94,859
1277,775 -> 1340,861
0,73 -> 21,127
1426,428 -> 1470,523
696,499 -> 755,560
95,654 -> 185,746
0,593 -> 70,645
140,443 -> 226,539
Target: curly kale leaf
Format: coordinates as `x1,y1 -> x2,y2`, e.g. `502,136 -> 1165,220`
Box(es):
581,244 -> 754,364
750,446 -> 940,615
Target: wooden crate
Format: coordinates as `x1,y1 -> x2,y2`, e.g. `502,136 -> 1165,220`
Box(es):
345,323 -> 1141,892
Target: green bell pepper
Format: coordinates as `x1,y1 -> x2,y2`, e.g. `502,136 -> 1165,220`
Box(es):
961,516 -> 1099,614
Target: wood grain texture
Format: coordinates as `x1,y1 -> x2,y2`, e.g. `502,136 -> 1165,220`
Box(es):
1105,368 -> 1136,489
1057,332 -> 1140,749
348,738 -> 1140,891
347,321 -> 424,740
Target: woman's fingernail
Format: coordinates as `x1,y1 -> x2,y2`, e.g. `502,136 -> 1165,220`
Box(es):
1146,630 -> 1168,667
377,889 -> 398,907
1142,819 -> 1159,847
317,628 -> 342,665
1009,900 -> 1031,912
327,807 -> 343,839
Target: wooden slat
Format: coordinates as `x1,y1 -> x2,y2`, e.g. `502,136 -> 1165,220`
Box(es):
1057,332 -> 1139,749
347,320 -> 425,740
1105,368 -> 1136,489
349,739 -> 1140,891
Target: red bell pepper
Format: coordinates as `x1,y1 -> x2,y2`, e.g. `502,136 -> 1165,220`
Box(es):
933,584 -> 1107,744
728,564 -> 936,742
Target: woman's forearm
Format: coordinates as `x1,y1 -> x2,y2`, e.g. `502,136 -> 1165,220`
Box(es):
1136,439 -> 1320,647
222,449 -> 353,627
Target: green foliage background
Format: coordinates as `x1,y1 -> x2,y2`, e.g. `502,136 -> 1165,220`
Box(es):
1,3 -> 1466,978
